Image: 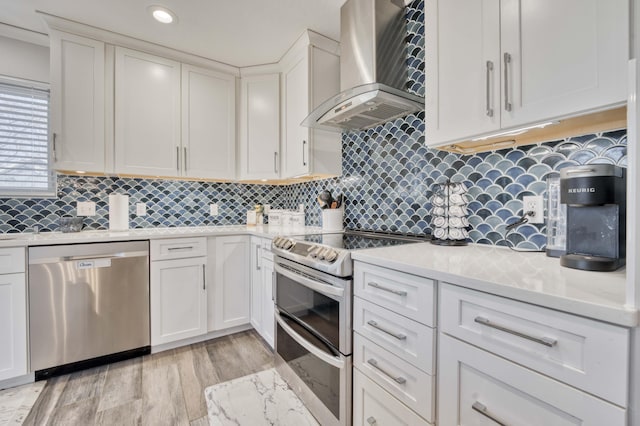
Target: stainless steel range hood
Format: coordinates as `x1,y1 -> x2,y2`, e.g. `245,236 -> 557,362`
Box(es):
303,0 -> 424,132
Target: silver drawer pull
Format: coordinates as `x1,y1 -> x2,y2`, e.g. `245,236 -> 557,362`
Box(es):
472,401 -> 508,426
367,358 -> 406,384
367,320 -> 406,340
366,416 -> 377,425
474,316 -> 557,348
368,282 -> 407,296
167,246 -> 194,251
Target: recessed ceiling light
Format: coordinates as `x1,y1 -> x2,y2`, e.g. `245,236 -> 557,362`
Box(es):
148,5 -> 177,24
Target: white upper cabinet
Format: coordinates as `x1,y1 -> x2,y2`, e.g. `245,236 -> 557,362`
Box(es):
181,65 -> 236,179
281,32 -> 341,178
114,47 -> 181,176
239,73 -> 281,180
50,31 -> 105,173
426,0 -> 629,147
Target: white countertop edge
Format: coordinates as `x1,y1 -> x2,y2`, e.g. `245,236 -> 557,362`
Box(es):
0,225 -> 323,247
352,247 -> 638,328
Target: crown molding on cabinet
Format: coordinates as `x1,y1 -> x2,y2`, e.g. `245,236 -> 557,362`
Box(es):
0,22 -> 48,47
37,11 -> 240,77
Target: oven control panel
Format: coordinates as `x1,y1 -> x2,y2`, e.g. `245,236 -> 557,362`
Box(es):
272,237 -> 339,263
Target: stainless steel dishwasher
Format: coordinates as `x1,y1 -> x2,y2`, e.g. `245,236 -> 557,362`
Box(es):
28,241 -> 150,379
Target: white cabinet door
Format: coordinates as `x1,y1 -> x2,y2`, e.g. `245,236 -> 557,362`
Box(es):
182,64 -> 236,179
150,258 -> 207,346
282,53 -> 310,178
114,47 -> 180,176
210,236 -> 251,331
500,0 -> 628,128
261,256 -> 275,348
250,237 -> 263,332
425,0 -> 500,147
0,273 -> 26,381
239,74 -> 280,180
50,31 -> 105,173
438,334 -> 626,426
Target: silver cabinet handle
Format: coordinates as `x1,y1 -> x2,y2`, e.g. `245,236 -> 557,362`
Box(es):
367,320 -> 406,340
368,282 -> 407,296
52,132 -> 58,161
176,146 -> 180,171
202,264 -> 206,290
167,246 -> 194,251
366,416 -> 377,425
503,52 -> 512,112
302,140 -> 307,166
474,316 -> 557,347
367,358 -> 406,384
273,152 -> 279,174
486,60 -> 494,117
472,401 -> 508,426
256,245 -> 261,270
272,270 -> 276,301
183,147 -> 187,172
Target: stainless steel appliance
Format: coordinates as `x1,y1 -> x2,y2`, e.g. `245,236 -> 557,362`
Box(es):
302,0 -> 424,131
272,230 -> 427,426
28,241 -> 150,379
560,164 -> 626,271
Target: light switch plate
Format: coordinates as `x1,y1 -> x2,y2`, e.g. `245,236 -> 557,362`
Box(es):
136,203 -> 147,216
77,201 -> 96,216
210,204 -> 218,216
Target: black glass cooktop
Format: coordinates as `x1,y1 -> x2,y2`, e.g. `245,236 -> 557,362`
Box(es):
295,230 -> 429,251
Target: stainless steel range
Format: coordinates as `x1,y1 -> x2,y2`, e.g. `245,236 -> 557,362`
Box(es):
271,230 -> 427,426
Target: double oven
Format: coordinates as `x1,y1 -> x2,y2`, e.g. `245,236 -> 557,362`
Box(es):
272,231 -> 426,426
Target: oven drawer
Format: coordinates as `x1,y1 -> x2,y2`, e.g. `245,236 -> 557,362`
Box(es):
354,369 -> 432,426
354,333 -> 434,422
440,283 -> 630,406
0,247 -> 25,274
439,334 -> 626,426
354,297 -> 434,374
150,237 -> 207,261
354,261 -> 435,326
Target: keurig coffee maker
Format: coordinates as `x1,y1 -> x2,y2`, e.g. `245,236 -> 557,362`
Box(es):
559,164 -> 626,272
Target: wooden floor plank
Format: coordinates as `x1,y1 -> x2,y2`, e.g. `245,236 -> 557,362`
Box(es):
141,359 -> 190,425
175,343 -> 220,421
21,375 -> 69,426
97,356 -> 143,413
96,399 -> 143,426
57,364 -> 108,407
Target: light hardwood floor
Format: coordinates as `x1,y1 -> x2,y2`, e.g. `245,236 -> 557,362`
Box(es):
23,330 -> 274,425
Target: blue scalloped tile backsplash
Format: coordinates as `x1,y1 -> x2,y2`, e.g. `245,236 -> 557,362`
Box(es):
0,0 -> 628,251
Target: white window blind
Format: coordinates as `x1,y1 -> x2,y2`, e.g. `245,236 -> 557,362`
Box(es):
0,79 -> 54,196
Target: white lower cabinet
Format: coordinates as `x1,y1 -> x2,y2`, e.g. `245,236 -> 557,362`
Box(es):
250,236 -> 275,348
0,272 -> 27,381
209,236 -> 251,331
353,369 -> 431,426
438,333 -> 626,426
150,250 -> 207,346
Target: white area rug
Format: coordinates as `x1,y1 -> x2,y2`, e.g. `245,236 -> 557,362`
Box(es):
0,381 -> 46,425
205,368 -> 319,426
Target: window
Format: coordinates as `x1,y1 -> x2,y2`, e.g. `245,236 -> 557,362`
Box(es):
0,78 -> 54,197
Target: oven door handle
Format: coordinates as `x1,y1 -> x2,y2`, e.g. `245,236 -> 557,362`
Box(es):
275,263 -> 344,299
275,312 -> 345,369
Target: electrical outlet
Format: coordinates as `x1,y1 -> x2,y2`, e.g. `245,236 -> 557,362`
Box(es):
523,195 -> 544,224
77,201 -> 96,216
263,204 -> 271,214
298,204 -> 305,212
136,203 -> 147,216
210,204 -> 219,216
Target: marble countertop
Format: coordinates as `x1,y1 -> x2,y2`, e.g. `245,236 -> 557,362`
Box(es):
0,225 -> 323,247
352,243 -> 636,327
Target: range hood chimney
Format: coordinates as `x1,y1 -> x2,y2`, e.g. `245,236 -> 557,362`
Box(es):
303,0 -> 424,132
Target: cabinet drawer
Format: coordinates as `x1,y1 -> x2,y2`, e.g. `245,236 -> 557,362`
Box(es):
150,237 -> 207,261
0,247 -> 25,274
439,334 -> 626,426
354,297 -> 434,374
354,262 -> 435,326
354,333 -> 434,422
440,283 -> 629,406
354,369 -> 432,426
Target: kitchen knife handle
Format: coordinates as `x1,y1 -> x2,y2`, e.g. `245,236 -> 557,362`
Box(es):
504,52 -> 512,112
486,60 -> 494,117
302,140 -> 307,166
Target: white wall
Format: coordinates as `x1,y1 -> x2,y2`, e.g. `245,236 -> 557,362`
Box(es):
0,35 -> 49,83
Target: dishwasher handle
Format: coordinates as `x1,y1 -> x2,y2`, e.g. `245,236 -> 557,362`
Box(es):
30,250 -> 149,265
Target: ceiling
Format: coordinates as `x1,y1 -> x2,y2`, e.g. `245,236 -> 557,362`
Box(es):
0,0 -> 346,67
